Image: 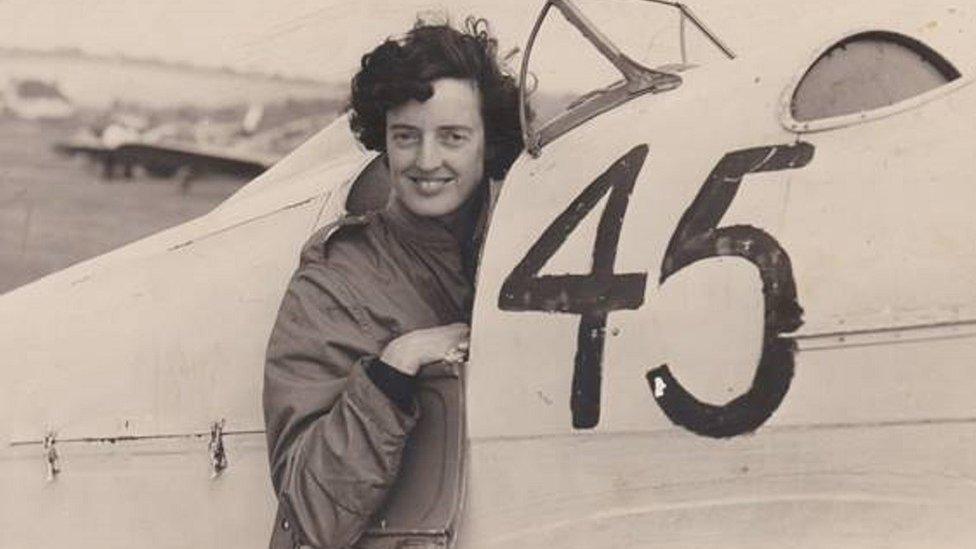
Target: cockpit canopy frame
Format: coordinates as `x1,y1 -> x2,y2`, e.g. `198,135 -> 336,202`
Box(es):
519,0 -> 735,156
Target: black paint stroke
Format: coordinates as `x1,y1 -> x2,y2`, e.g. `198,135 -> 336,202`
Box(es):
499,145 -> 649,428
648,142 -> 815,438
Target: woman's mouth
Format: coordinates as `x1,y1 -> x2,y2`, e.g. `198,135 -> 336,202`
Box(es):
409,176 -> 454,196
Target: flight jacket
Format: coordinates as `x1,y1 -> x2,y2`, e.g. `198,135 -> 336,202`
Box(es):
263,197 -> 475,549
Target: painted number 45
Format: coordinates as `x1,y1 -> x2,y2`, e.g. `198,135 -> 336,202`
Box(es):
499,142 -> 815,438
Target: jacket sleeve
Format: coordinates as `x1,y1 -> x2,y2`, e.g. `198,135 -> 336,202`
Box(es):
263,256 -> 419,549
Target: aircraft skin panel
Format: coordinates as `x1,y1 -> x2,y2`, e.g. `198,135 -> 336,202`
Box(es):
2,200 -> 317,441
458,421 -> 976,548
779,331 -> 976,427
777,78 -> 976,336
0,433 -> 275,548
3,423 -> 973,548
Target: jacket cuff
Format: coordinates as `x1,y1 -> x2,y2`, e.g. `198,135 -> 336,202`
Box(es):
364,356 -> 417,414
346,357 -> 419,436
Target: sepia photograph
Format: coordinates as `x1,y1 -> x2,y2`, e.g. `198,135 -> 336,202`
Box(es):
1,1 -> 975,547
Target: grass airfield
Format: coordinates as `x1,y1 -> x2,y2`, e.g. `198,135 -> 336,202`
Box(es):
0,116 -> 245,294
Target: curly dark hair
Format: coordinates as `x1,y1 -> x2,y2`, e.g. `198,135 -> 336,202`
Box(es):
349,17 -> 523,181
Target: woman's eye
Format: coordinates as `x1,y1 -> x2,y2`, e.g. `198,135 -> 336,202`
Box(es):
391,131 -> 419,146
441,131 -> 468,146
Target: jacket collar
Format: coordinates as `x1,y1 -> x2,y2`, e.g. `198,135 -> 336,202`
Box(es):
380,196 -> 459,251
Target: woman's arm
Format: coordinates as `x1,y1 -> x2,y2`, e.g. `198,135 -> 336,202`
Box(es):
264,259 -> 413,548
263,260 -> 468,548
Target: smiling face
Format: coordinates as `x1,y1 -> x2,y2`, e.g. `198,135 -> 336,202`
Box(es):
386,78 -> 486,219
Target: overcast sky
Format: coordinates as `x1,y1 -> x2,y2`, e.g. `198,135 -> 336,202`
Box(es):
0,0 -> 536,82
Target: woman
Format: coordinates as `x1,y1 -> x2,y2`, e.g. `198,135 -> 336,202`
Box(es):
263,18 -> 523,549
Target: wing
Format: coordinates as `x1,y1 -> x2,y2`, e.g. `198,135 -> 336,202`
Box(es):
114,142 -> 279,178
53,140 -> 113,161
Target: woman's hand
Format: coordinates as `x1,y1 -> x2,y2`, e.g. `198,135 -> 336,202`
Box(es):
380,322 -> 470,376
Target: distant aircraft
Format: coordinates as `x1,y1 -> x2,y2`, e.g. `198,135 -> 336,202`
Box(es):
54,113 -> 331,182
4,0 -> 976,547
1,77 -> 75,120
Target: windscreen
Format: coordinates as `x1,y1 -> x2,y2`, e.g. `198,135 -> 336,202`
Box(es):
791,32 -> 960,122
523,0 -> 730,141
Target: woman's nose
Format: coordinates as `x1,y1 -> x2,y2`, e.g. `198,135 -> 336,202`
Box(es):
416,138 -> 443,171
